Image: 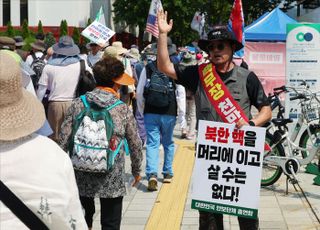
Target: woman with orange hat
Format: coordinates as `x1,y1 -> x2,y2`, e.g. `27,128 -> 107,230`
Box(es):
59,56 -> 143,230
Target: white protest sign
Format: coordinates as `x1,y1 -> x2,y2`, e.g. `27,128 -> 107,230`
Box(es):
191,120 -> 265,219
81,20 -> 115,47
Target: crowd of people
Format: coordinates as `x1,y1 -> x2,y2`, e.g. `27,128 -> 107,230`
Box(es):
0,9 -> 271,230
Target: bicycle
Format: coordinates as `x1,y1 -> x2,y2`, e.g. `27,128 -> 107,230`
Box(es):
261,82 -> 320,186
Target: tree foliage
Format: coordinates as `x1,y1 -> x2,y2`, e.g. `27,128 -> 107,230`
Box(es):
6,21 -> 15,37
113,0 -> 297,47
72,27 -> 81,45
59,19 -> 68,37
241,0 -> 295,25
44,32 -> 56,49
113,0 -> 150,47
83,18 -> 93,44
113,0 -> 232,46
21,19 -> 30,38
37,20 -> 44,35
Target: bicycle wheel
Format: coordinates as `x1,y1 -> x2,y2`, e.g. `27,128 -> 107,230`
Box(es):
261,132 -> 286,186
299,126 -> 320,161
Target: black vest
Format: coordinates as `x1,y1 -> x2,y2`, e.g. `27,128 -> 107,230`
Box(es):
195,65 -> 252,124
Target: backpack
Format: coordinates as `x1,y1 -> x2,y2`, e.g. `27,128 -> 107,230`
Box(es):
69,95 -> 129,173
30,52 -> 46,90
143,61 -> 175,108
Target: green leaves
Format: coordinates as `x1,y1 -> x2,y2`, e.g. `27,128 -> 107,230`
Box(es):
6,21 -> 15,37
59,20 -> 68,37
21,19 -> 30,38
37,20 -> 44,35
112,0 -> 293,47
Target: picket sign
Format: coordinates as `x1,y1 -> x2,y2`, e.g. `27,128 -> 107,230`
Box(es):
81,20 -> 115,47
191,120 -> 265,219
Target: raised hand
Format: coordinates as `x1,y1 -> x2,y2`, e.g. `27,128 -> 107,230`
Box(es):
157,10 -> 173,34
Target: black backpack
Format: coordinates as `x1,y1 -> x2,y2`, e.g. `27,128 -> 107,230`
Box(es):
143,61 -> 175,108
75,60 -> 96,97
30,52 -> 46,90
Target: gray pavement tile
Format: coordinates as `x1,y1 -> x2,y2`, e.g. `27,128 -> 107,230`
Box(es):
134,191 -> 160,198
260,214 -> 286,221
182,211 -> 199,218
126,204 -> 154,211
130,198 -> 158,205
286,223 -> 318,230
121,225 -> 145,230
259,207 -> 283,216
282,210 -> 314,220
181,217 -> 199,224
259,221 -> 287,229
121,217 -> 148,225
124,210 -> 151,218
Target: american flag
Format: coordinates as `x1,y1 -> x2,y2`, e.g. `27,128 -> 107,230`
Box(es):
228,0 -> 245,58
146,0 -> 163,38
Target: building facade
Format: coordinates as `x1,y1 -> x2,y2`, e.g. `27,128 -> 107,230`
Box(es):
0,0 -> 115,29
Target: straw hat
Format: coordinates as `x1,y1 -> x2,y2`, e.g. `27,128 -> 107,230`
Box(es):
125,48 -> 140,60
112,41 -> 128,55
103,46 -> 119,59
52,36 -> 80,56
0,51 -> 45,141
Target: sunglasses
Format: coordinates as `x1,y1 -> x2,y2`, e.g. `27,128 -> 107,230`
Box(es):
207,43 -> 225,51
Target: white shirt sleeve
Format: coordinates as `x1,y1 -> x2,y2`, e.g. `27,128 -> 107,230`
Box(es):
37,85 -> 47,101
25,54 -> 33,67
136,67 -> 147,115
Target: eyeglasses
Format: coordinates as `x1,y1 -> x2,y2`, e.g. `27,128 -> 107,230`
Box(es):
207,43 -> 225,51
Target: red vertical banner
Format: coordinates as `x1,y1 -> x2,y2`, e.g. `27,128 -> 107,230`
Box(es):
228,0 -> 245,58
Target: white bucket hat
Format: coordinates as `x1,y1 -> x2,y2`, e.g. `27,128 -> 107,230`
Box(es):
125,48 -> 141,60
112,41 -> 128,55
0,51 -> 45,140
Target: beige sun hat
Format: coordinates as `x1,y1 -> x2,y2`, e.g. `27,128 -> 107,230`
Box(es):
0,51 -> 45,141
125,48 -> 140,60
103,46 -> 119,59
112,41 -> 128,55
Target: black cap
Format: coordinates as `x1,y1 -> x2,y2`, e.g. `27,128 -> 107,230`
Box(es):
198,25 -> 243,53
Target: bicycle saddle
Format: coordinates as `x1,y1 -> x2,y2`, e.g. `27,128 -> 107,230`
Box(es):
271,118 -> 293,126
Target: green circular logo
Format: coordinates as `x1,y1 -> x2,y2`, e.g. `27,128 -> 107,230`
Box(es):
296,32 -> 313,42
296,32 -> 305,42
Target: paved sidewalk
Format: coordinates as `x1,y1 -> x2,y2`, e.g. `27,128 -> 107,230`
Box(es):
91,128 -> 320,230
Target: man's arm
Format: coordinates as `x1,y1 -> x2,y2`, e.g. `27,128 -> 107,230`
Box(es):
157,10 -> 177,80
236,105 -> 272,128
251,105 -> 272,127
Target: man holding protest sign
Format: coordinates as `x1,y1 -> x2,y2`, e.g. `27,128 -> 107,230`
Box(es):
156,10 -> 271,230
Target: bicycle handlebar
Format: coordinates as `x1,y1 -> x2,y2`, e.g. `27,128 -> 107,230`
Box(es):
289,94 -> 307,101
273,85 -> 287,92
